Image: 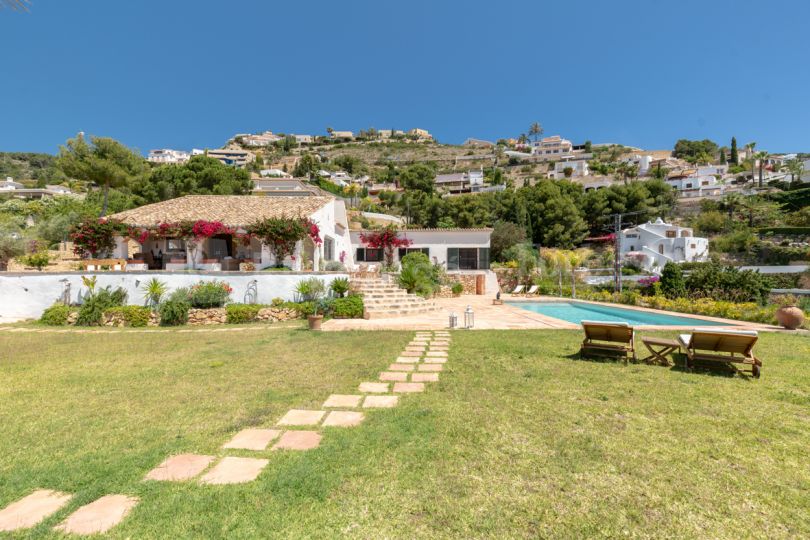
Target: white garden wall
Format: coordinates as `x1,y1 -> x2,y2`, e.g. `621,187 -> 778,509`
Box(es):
0,271 -> 349,322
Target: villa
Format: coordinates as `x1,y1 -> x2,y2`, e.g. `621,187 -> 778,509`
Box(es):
621,217 -> 709,272
0,178 -> 77,200
665,169 -> 726,198
350,228 -> 492,271
108,195 -> 353,271
434,170 -> 484,194
531,135 -> 574,159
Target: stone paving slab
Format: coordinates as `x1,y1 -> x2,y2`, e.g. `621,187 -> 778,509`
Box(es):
411,373 -> 439,382
424,357 -> 447,364
222,429 -> 282,451
200,457 -> 269,485
400,350 -> 423,357
425,351 -> 448,357
323,394 -> 363,408
430,340 -> 450,346
434,332 -> 450,336
0,489 -> 72,532
417,363 -> 443,372
145,454 -> 215,481
55,495 -> 138,535
394,357 -> 419,364
277,409 -> 326,426
272,430 -> 322,450
407,342 -> 428,348
429,346 -> 449,351
359,382 -> 389,393
362,395 -> 399,408
379,371 -> 408,382
393,382 -> 425,393
322,411 -> 365,427
404,346 -> 426,352
388,363 -> 415,372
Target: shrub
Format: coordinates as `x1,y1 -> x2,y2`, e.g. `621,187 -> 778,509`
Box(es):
293,300 -> 316,316
141,278 -> 168,309
188,280 -> 232,308
398,252 -> 438,297
226,303 -> 262,324
295,277 -> 326,302
40,303 -> 71,325
451,282 -> 464,296
330,277 -> 350,298
105,305 -> 150,327
20,250 -> 51,271
324,261 -> 346,271
159,288 -> 191,326
332,295 -> 364,318
660,262 -> 686,299
76,286 -> 128,326
685,263 -> 771,303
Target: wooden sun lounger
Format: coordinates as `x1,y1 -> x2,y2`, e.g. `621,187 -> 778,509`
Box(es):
580,320 -> 636,364
525,285 -> 539,296
678,330 -> 762,378
509,285 -> 525,295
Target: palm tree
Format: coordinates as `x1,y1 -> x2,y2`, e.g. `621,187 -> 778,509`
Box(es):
721,193 -> 743,220
786,158 -> 804,184
517,133 -> 529,145
746,142 -> 757,183
529,122 -> 543,143
753,151 -> 769,187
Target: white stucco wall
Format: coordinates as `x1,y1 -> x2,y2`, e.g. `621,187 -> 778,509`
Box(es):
350,229 -> 492,268
0,271 -> 349,322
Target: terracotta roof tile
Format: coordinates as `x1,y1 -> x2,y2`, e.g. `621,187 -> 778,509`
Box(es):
109,195 -> 332,227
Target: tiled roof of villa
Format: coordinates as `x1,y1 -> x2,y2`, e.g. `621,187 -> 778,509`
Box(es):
109,195 -> 333,227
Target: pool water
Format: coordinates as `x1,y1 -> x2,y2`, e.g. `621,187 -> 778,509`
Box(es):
510,301 -> 729,327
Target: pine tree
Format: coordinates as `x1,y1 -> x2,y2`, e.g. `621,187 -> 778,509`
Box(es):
730,137 -> 739,165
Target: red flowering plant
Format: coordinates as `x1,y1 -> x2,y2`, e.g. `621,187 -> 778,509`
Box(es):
246,216 -> 313,267
153,220 -> 230,267
70,218 -> 127,258
126,226 -> 150,246
359,224 -> 412,267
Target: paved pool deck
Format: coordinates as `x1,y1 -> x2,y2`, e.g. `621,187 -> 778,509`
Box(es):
322,295 -> 782,332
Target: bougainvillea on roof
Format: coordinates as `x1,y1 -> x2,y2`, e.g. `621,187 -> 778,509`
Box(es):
359,224 -> 412,266
246,216 -> 319,267
69,218 -> 127,258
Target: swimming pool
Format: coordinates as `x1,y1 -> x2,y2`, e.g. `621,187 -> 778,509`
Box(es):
509,301 -> 730,327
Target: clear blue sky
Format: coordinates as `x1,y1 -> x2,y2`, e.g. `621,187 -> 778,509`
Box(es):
2,0 -> 809,155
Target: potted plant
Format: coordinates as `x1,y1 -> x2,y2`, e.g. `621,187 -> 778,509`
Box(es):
774,295 -> 805,330
308,299 -> 330,330
296,277 -> 327,330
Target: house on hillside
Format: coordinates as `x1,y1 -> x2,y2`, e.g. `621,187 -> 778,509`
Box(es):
666,170 -> 725,198
199,149 -> 256,168
330,130 -> 354,140
408,128 -> 433,140
148,149 -> 190,164
292,134 -> 313,144
463,138 -> 495,148
108,195 -> 353,271
550,158 -> 590,179
620,218 -> 708,272
531,135 -> 574,158
252,178 -> 320,196
242,131 -> 282,146
350,228 -> 492,271
434,170 -> 484,194
259,168 -> 292,178
0,178 -> 77,200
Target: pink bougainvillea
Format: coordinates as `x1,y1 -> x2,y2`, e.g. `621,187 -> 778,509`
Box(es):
359,225 -> 411,266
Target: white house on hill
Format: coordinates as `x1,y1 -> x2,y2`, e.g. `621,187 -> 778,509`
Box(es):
621,218 -> 708,272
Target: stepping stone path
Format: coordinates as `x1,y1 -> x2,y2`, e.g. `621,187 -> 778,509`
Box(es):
200,457 -> 269,485
145,454 -> 215,481
0,489 -> 72,532
55,495 -> 139,535
3,329 -> 454,534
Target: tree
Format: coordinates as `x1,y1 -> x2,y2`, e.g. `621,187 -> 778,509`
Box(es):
660,262 -> 686,299
57,134 -> 148,216
134,155 -> 251,203
719,148 -> 727,164
730,137 -> 739,165
0,224 -> 24,270
786,158 -> 804,184
293,153 -> 319,178
358,225 -> 411,267
673,139 -> 719,161
398,163 -> 436,194
753,151 -> 769,187
490,221 -> 526,262
528,122 -> 543,143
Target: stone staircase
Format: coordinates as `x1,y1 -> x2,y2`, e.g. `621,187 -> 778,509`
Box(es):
351,276 -> 440,319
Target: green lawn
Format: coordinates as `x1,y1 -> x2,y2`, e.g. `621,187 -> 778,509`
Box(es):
1,326 -> 809,538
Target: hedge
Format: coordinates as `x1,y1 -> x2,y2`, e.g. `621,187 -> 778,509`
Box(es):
226,304 -> 262,324
331,295 -> 365,318
758,227 -> 810,236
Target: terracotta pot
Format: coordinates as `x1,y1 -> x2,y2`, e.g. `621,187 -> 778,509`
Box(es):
307,314 -> 323,330
775,306 -> 805,330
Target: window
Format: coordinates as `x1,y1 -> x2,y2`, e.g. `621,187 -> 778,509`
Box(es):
658,244 -> 664,254
398,247 -> 429,260
629,245 -> 635,251
324,237 -> 334,261
447,247 -> 489,270
666,230 -> 676,238
355,248 -> 382,262
691,244 -> 696,249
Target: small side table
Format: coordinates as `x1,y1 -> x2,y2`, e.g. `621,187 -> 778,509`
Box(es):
640,337 -> 680,366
